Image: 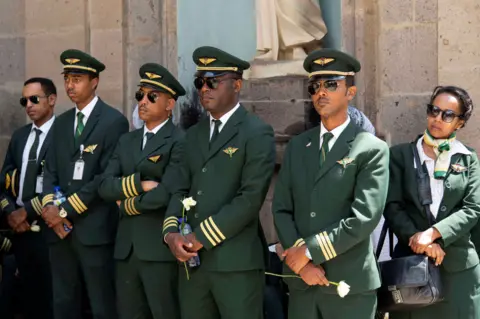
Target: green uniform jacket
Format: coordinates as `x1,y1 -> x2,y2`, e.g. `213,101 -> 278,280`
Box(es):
0,123 -> 53,220
163,105 -> 275,272
273,121 -> 389,294
384,140 -> 480,273
42,98 -> 129,245
98,119 -> 184,262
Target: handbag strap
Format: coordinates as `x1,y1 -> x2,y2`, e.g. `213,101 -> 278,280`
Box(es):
376,139 -> 436,259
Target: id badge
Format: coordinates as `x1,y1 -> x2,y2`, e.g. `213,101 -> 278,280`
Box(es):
73,160 -> 85,180
35,176 -> 44,193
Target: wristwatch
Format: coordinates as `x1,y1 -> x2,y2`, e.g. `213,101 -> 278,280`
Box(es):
58,208 -> 67,218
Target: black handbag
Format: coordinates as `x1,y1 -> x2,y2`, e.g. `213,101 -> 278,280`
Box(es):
376,142 -> 444,312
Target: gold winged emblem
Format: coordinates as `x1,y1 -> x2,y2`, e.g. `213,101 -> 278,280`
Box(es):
148,155 -> 161,163
223,147 -> 239,158
451,163 -> 467,173
84,144 -> 98,154
314,57 -> 335,66
337,157 -> 354,168
199,57 -> 216,66
65,58 -> 80,64
145,72 -> 162,79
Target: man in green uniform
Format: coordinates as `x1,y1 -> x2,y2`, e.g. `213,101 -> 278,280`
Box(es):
163,46 -> 276,319
272,49 -> 389,319
99,63 -> 186,319
40,49 -> 129,319
0,77 -> 57,319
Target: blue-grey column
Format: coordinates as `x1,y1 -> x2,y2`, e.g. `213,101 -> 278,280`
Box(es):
319,0 -> 342,50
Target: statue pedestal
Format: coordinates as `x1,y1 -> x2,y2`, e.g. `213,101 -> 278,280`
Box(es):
240,73 -> 310,243
244,59 -> 305,79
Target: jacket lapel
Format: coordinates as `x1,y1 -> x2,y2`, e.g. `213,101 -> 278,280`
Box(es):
303,128 -> 320,188
315,121 -> 356,183
197,117 -> 210,162
206,106 -> 247,162
139,119 -> 174,164
404,144 -> 424,213
75,99 -> 103,153
38,124 -> 54,162
17,125 -> 32,162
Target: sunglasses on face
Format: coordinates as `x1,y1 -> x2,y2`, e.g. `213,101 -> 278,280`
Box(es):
135,90 -> 159,103
307,80 -> 340,95
193,76 -> 239,90
426,104 -> 463,123
20,95 -> 48,107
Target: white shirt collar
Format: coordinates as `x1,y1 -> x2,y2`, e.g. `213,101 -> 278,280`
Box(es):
32,115 -> 55,135
143,118 -> 170,136
416,137 -> 472,164
75,96 -> 98,120
320,116 -> 351,140
209,102 -> 241,126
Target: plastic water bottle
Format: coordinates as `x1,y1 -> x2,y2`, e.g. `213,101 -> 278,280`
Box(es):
53,186 -> 73,233
179,217 -> 200,268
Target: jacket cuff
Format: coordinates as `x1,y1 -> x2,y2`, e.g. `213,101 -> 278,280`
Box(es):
121,197 -> 141,216
42,194 -> 54,207
1,198 -> 15,215
194,216 -> 227,251
121,173 -> 142,198
163,216 -> 179,236
306,232 -> 337,265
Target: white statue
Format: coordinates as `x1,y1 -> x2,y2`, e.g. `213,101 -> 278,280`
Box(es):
255,0 -> 328,61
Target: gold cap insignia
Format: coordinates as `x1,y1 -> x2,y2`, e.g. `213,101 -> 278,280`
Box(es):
223,147 -> 239,158
199,57 -> 216,66
145,72 -> 162,80
148,155 -> 161,163
451,163 -> 467,173
65,58 -> 80,64
314,57 -> 335,66
84,144 -> 98,154
337,157 -> 354,168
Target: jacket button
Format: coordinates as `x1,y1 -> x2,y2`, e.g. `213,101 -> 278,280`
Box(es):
68,182 -> 71,186
202,167 -> 207,173
310,212 -> 316,218
440,205 -> 447,212
444,181 -> 451,189
197,190 -> 203,196
194,213 -> 199,218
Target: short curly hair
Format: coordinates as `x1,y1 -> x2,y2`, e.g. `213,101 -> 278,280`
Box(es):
429,85 -> 474,126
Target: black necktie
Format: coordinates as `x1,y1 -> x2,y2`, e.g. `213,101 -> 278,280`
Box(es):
210,119 -> 222,146
319,132 -> 334,168
143,132 -> 155,150
23,128 -> 42,200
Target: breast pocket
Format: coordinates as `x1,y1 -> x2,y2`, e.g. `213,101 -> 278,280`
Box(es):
139,153 -> 168,180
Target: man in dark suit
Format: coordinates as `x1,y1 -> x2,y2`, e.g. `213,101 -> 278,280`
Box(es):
99,63 -> 186,319
0,77 -> 57,319
40,49 -> 129,319
163,46 -> 276,319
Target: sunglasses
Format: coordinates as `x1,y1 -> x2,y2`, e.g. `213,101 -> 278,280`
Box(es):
20,95 -> 48,107
426,104 -> 463,123
135,90 -> 159,103
307,80 -> 340,95
193,76 -> 239,90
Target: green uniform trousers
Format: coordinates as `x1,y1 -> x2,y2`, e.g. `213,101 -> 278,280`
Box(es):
288,287 -> 377,319
179,267 -> 264,319
390,263 -> 480,319
116,251 -> 180,319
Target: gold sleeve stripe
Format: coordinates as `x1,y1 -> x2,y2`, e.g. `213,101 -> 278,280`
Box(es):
72,194 -> 87,212
11,169 -> 17,197
1,199 -> 8,209
68,196 -> 82,214
5,239 -> 12,252
0,238 -> 8,251
318,233 -> 334,260
204,218 -> 221,244
322,231 -> 337,258
163,221 -> 178,231
129,175 -> 139,196
315,234 -> 332,261
124,176 -> 134,198
122,177 -> 132,198
125,198 -> 133,215
163,216 -> 178,224
42,194 -> 54,206
32,197 -> 42,215
200,222 -> 217,247
294,238 -> 305,247
208,217 -> 226,241
129,198 -> 140,215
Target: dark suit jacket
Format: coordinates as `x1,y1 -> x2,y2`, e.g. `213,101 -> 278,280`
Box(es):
42,98 -> 129,245
99,119 -> 184,261
163,105 -> 276,271
385,140 -> 480,273
273,121 -> 389,294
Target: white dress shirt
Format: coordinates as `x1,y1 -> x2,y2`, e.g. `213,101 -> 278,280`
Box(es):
74,96 -> 98,134
17,116 -> 55,206
319,116 -> 351,150
209,103 -> 241,140
142,118 -> 169,149
415,138 -> 472,218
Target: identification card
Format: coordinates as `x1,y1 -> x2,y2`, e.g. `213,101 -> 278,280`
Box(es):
35,176 -> 44,193
73,160 -> 85,180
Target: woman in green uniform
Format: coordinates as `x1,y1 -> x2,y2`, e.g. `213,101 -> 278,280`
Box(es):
384,85 -> 480,319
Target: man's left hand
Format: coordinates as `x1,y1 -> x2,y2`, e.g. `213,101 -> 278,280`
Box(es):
283,245 -> 310,274
409,227 -> 441,254
7,208 -> 28,230
184,233 -> 203,252
42,205 -> 63,228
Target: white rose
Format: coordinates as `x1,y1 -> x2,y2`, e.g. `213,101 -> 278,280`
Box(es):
182,197 -> 197,211
30,225 -> 41,232
336,281 -> 350,298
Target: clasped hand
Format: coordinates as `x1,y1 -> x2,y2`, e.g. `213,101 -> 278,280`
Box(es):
409,227 -> 445,266
282,245 -> 329,286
